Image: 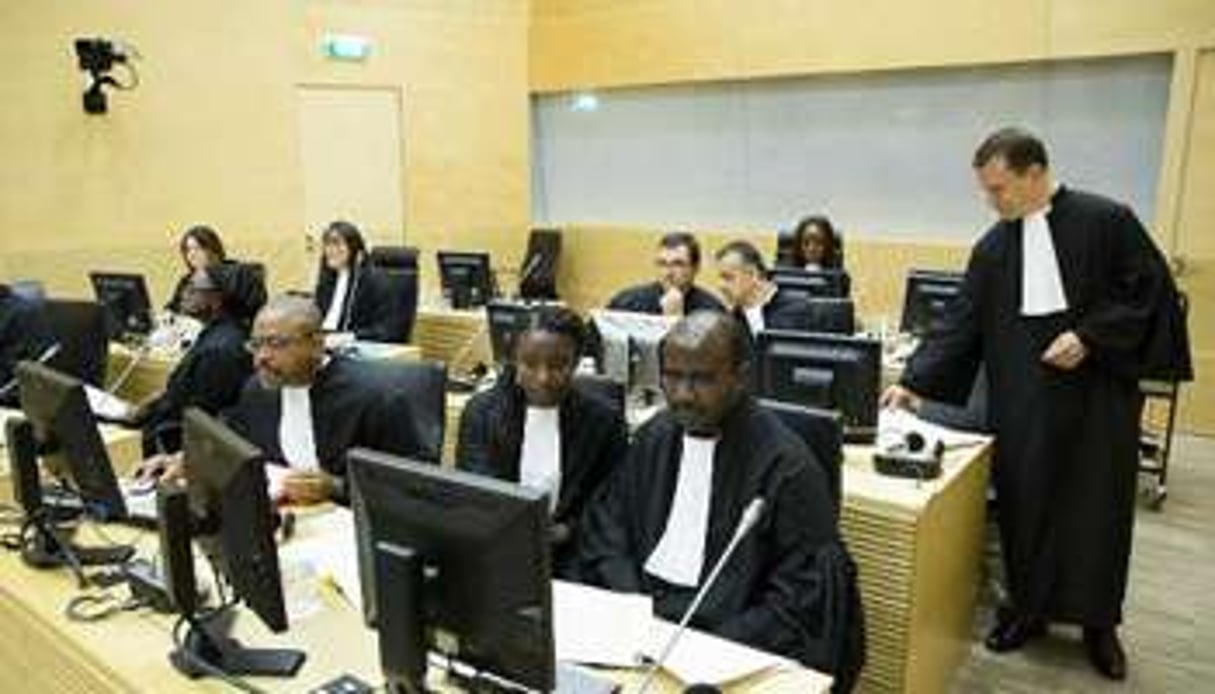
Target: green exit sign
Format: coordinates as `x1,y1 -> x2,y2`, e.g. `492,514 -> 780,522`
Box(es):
322,34 -> 372,62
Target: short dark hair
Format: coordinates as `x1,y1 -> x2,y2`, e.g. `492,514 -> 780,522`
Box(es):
972,127 -> 1049,172
522,305 -> 585,356
658,231 -> 701,267
179,225 -> 226,266
715,239 -> 766,274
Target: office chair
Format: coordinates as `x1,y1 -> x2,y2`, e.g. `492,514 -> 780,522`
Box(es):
369,246 -> 421,342
759,398 -> 844,514
367,358 -> 448,464
42,299 -> 109,387
518,228 -> 561,301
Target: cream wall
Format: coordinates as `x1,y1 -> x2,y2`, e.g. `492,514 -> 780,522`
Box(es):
0,0 -> 530,303
531,0 -> 1215,434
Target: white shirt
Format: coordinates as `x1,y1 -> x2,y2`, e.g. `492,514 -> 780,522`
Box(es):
278,385 -> 320,471
1020,202 -> 1069,316
519,406 -> 562,512
321,269 -> 350,331
644,434 -> 718,587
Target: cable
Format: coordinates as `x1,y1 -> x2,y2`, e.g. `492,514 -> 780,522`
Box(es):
105,341 -> 148,394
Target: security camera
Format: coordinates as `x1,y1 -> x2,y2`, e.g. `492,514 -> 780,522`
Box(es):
72,37 -> 138,115
74,38 -> 124,74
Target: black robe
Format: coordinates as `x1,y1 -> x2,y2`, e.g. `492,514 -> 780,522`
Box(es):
0,287 -> 55,407
578,398 -> 864,688
607,281 -> 724,315
735,287 -> 816,339
903,185 -> 1184,627
314,262 -> 399,342
224,356 -> 429,502
455,383 -> 628,577
140,317 -> 251,455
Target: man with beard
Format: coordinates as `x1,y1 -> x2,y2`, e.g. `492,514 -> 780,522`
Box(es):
578,311 -> 863,690
139,295 -> 429,504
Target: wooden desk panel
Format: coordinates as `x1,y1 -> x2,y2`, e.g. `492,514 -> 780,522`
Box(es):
0,510 -> 828,693
413,307 -> 490,377
440,395 -> 993,693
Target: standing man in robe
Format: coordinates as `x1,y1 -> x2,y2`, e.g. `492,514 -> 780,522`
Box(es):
579,311 -> 863,690
883,127 -> 1191,680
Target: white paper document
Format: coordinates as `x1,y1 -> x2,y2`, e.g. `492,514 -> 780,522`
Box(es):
84,384 -> 137,422
552,579 -> 654,667
552,580 -> 793,686
278,507 -> 364,611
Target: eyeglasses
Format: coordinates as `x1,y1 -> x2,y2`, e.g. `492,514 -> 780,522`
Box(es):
656,258 -> 691,270
660,370 -> 720,392
245,333 -> 315,354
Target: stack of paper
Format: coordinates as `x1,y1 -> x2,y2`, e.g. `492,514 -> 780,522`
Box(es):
552,580 -> 791,687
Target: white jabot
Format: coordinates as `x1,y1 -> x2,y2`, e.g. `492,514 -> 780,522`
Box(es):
519,406 -> 562,512
1020,203 -> 1069,316
279,385 -> 319,471
742,305 -> 765,336
644,435 -> 718,587
321,269 -> 350,331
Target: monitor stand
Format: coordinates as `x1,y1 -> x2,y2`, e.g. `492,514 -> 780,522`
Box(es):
170,608 -> 306,679
6,417 -> 133,587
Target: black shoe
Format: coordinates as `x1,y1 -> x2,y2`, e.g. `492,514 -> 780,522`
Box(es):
1084,627 -> 1127,681
984,610 -> 1047,653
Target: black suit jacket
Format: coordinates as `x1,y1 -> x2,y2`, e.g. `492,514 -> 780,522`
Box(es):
141,317 -> 251,454
607,281 -> 724,315
225,357 -> 430,501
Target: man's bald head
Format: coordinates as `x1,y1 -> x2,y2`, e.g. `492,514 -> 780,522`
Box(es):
249,294 -> 325,388
256,295 -> 322,336
663,310 -> 750,369
661,311 -> 750,436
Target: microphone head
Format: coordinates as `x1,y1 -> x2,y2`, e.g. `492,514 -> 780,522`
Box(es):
905,430 -> 925,452
684,685 -> 722,694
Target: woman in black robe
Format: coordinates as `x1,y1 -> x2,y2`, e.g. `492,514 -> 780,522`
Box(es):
313,220 -> 397,342
456,306 -> 627,578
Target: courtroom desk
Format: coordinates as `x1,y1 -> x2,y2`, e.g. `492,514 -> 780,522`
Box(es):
0,408 -> 142,503
440,394 -> 993,693
105,341 -> 422,404
840,441 -> 992,694
0,509 -> 828,693
413,307 -> 491,377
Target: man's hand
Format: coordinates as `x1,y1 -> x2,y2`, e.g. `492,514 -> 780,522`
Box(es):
659,285 -> 685,317
1041,330 -> 1088,371
281,470 -> 337,505
135,452 -> 185,484
880,384 -> 923,412
550,522 -> 572,546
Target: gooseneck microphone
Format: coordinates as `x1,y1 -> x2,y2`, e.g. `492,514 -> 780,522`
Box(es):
636,497 -> 767,694
0,343 -> 62,399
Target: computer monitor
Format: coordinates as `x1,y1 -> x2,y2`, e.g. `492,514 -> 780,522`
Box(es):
773,227 -> 796,267
157,407 -> 304,679
588,309 -> 673,396
16,361 -> 127,520
755,330 -> 882,442
42,299 -> 109,387
770,267 -> 849,299
518,228 -> 561,301
804,297 -> 856,335
437,251 -> 495,309
89,271 -> 154,337
348,448 -> 553,693
899,270 -> 964,337
486,300 -> 536,368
